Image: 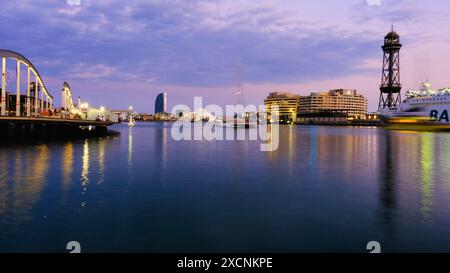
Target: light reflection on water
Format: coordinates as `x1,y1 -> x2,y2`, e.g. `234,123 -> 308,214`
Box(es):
62,142 -> 73,191
0,123 -> 450,252
128,127 -> 133,182
420,134 -> 434,224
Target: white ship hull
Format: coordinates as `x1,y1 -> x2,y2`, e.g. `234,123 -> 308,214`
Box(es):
381,82 -> 450,131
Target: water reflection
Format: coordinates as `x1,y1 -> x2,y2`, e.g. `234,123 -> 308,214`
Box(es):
309,127 -> 318,172
0,145 -> 50,224
81,140 -> 89,188
128,127 -> 133,180
62,142 -> 73,191
0,150 -> 8,217
1,124 -> 450,252
154,124 -> 168,168
81,140 -> 89,207
162,125 -> 168,166
98,138 -> 106,185
0,133 -> 120,243
264,124 -> 288,163
378,131 -> 398,223
438,136 -> 450,190
287,125 -> 296,177
420,134 -> 434,224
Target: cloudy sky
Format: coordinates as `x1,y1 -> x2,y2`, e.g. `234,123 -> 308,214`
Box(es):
1,0 -> 450,112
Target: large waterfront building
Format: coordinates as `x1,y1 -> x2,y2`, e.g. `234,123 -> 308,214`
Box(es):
264,92 -> 301,123
298,89 -> 367,118
155,92 -> 167,114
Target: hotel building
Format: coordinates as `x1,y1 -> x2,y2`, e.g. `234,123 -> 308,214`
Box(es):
264,92 -> 301,123
298,89 -> 367,119
155,92 -> 167,114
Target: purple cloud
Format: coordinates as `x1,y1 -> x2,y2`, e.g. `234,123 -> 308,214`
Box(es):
0,0 -> 449,112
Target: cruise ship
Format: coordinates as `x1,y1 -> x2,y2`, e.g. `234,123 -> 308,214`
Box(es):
381,81 -> 450,131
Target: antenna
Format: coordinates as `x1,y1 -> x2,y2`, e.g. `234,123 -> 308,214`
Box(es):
234,58 -> 245,109
234,59 -> 242,96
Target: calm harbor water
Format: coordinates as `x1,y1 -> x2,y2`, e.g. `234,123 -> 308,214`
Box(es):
1,123 -> 450,252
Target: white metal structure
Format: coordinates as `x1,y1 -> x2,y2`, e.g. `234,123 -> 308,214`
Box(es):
61,81 -> 77,113
0,49 -> 53,117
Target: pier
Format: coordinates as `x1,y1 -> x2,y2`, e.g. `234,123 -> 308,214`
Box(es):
0,116 -> 113,136
296,117 -> 381,126
0,49 -> 118,137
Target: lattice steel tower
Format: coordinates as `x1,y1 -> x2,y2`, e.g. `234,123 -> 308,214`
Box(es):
379,26 -> 402,111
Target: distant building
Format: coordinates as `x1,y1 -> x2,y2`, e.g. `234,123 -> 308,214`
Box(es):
154,112 -> 174,121
138,113 -> 154,121
177,108 -> 216,122
84,106 -> 118,123
298,89 -> 367,119
264,92 -> 301,123
112,110 -> 130,122
155,92 -> 167,114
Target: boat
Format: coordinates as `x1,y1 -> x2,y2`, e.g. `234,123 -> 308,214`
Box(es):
128,116 -> 135,127
215,119 -> 257,129
381,81 -> 450,131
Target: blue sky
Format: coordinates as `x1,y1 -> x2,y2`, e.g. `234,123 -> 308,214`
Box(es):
1,0 -> 450,112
